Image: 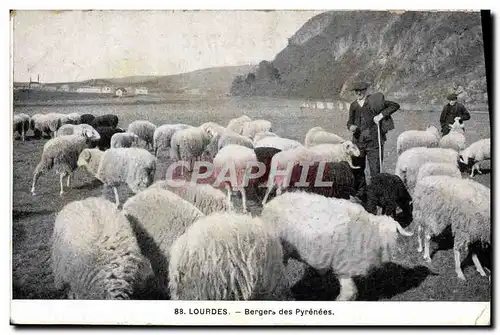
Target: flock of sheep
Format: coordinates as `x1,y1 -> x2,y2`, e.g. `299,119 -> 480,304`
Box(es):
12,109 -> 491,300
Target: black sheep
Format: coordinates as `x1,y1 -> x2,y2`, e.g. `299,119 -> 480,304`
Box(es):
289,161 -> 356,200
249,147 -> 282,201
364,173 -> 413,227
80,114 -> 96,125
92,126 -> 126,150
90,114 -> 119,128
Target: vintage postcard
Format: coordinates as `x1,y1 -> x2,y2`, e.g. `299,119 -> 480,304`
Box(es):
10,8 -> 491,326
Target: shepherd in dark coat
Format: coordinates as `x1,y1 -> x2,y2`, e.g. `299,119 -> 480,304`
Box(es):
346,82 -> 400,201
439,93 -> 471,136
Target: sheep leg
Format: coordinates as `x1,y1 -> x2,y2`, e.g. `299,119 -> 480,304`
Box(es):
336,277 -> 357,301
262,182 -> 274,205
423,229 -> 432,262
66,173 -> 72,188
453,246 -> 466,281
416,225 -> 423,253
471,253 -> 487,277
276,185 -> 283,196
59,173 -> 67,196
225,185 -> 233,211
471,162 -> 482,177
240,188 -> 248,214
113,187 -> 120,207
30,166 -> 43,196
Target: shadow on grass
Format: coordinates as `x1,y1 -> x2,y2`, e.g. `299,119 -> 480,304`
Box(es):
291,262 -> 436,301
73,178 -> 103,191
12,209 -> 54,221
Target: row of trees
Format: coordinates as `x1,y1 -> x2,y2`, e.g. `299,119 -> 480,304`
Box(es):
230,60 -> 282,96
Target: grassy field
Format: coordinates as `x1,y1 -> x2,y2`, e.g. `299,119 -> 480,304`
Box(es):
12,97 -> 491,301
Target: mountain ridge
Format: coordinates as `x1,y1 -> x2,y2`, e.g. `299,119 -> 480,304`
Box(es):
230,11 -> 488,105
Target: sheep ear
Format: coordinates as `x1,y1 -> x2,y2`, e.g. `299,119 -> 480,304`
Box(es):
459,155 -> 466,163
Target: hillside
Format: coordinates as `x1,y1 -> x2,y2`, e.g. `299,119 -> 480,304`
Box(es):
16,64 -> 256,98
230,11 -> 488,105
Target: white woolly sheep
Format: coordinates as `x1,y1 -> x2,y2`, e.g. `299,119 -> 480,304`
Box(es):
110,131 -> 140,148
416,162 -> 462,181
153,124 -> 192,158
199,122 -> 226,138
168,212 -> 289,300
226,115 -> 252,134
253,131 -> 278,144
260,142 -> 361,203
412,176 -> 490,281
122,187 -> 205,297
439,118 -> 466,152
254,136 -> 303,151
128,120 -> 157,150
242,119 -> 272,139
77,147 -> 157,206
260,191 -> 414,300
149,180 -> 229,215
170,127 -> 211,174
55,124 -> 101,140
459,138 -> 491,177
219,131 -> 254,151
308,142 -> 361,168
66,112 -> 81,125
396,125 -> 440,156
202,131 -> 254,162
31,132 -> 95,196
51,197 -> 154,299
261,146 -> 324,204
213,144 -> 259,213
304,126 -> 345,147
31,113 -> 64,138
13,113 -> 30,142
394,147 -> 460,195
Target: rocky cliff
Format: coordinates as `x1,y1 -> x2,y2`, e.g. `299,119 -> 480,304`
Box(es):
230,11 -> 488,105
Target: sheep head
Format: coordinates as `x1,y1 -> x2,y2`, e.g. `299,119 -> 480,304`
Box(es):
426,125 -> 440,138
82,126 -> 101,141
457,155 -> 474,172
77,148 -> 104,176
342,141 -> 361,157
448,119 -> 465,134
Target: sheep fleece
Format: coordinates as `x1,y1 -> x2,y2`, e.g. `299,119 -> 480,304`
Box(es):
260,191 -> 395,277
122,188 -> 204,293
150,180 -> 229,215
51,197 -> 153,299
97,148 -> 156,193
168,212 -> 286,300
412,176 -> 490,249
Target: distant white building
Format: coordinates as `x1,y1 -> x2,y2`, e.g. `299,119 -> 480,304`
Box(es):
134,87 -> 148,95
76,86 -> 102,94
59,84 -> 70,92
102,86 -> 112,94
316,102 -> 325,109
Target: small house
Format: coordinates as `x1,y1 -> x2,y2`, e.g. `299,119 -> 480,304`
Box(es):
115,88 -> 127,97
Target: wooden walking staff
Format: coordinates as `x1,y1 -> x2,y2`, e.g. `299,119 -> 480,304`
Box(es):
376,121 -> 383,173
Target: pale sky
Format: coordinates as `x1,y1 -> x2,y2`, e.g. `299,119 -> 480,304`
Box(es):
12,10 -> 324,83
